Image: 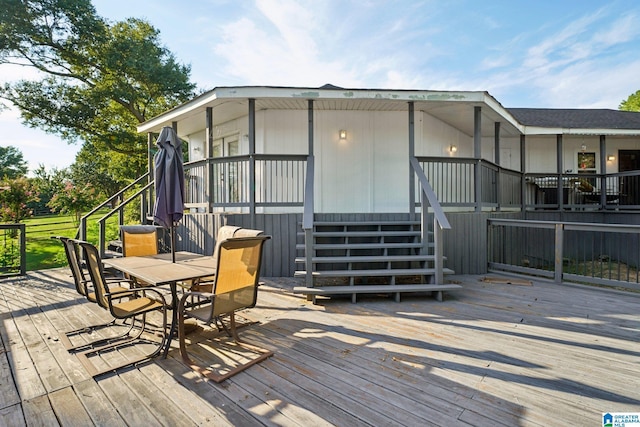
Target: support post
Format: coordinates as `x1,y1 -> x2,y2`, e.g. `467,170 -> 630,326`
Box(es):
474,106 -> 482,212
409,102 -> 416,214
495,121 -> 501,211
556,135 -> 564,211
520,134 -> 526,215
554,223 -> 564,284
305,100 -> 315,289
249,99 -> 256,228
599,135 -> 607,208
206,106 -> 214,213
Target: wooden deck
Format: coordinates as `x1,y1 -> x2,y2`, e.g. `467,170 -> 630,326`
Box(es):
1,269 -> 639,426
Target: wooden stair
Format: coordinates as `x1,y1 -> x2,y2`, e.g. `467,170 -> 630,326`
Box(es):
293,219 -> 460,303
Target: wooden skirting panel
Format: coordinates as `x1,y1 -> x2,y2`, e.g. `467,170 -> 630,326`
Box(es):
176,211 -> 529,277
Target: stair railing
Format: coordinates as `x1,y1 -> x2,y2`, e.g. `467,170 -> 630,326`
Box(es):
410,157 -> 451,284
95,181 -> 155,257
302,155 -> 315,287
77,172 -> 150,252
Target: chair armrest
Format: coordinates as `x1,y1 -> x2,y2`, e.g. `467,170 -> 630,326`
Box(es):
107,286 -> 168,306
182,291 -> 216,299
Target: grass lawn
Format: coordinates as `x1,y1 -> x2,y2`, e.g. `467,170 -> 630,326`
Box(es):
22,212 -> 121,271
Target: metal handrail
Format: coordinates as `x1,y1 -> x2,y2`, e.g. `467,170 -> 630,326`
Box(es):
77,172 -> 150,241
95,181 -> 155,257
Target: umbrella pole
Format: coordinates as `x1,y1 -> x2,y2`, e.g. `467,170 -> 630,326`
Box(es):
171,224 -> 176,263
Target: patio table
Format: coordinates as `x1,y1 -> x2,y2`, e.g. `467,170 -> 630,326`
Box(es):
103,252 -> 216,357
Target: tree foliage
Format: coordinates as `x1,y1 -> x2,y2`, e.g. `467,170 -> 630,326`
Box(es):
0,145 -> 28,179
620,90 -> 640,112
29,164 -> 68,214
0,176 -> 39,222
47,179 -> 96,225
0,0 -> 196,187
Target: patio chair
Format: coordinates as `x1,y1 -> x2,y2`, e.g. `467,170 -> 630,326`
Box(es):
188,226 -> 263,293
120,225 -> 159,257
120,225 -> 159,286
54,236 -> 135,352
75,241 -> 168,378
177,235 -> 273,383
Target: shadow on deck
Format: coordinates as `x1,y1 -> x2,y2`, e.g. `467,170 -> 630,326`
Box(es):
1,269 -> 639,426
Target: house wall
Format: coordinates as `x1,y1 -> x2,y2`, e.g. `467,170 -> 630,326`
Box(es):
314,110 -> 410,212
196,109 -> 417,213
182,107 -> 639,215
521,135 -> 629,174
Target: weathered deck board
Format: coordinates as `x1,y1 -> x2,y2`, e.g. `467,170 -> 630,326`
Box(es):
0,269 -> 639,426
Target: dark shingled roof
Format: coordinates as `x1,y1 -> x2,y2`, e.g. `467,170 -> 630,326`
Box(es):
507,108 -> 640,130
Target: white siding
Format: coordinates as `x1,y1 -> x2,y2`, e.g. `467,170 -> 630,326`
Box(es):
416,112 -> 471,156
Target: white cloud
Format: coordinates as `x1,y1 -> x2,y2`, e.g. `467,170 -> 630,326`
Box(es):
212,4 -> 363,87
592,13 -> 639,45
523,10 -> 603,70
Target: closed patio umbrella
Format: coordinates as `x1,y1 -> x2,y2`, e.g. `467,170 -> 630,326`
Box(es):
153,126 -> 185,262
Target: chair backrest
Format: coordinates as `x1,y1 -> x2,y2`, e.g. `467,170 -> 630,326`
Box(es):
211,235 -> 270,316
232,228 -> 264,238
121,225 -> 158,257
58,237 -> 89,297
211,225 -> 241,260
78,241 -> 111,310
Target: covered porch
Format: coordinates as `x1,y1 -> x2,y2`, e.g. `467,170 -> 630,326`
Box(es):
1,268 -> 638,426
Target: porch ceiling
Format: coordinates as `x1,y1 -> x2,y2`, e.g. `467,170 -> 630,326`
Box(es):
151,96 -> 523,139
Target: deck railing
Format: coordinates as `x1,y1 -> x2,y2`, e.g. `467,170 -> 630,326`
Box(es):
76,173 -> 152,257
418,156 -> 640,211
79,156 -> 308,256
184,154 -> 308,210
488,218 -> 640,291
0,223 -> 26,276
80,155 -> 640,261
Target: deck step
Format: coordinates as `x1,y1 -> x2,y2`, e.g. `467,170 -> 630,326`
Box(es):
296,242 -> 427,250
298,230 -> 422,238
295,255 -> 439,264
294,268 -> 454,278
302,220 -> 421,225
293,284 -> 461,295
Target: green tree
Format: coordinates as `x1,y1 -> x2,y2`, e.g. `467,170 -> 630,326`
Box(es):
0,146 -> 28,179
0,0 -> 196,187
0,176 -> 39,222
620,90 -> 640,112
29,164 -> 69,214
47,180 -> 96,226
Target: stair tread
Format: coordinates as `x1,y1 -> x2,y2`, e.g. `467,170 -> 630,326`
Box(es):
301,220 -> 421,226
294,268 -> 454,277
293,283 -> 462,294
298,230 -> 422,237
296,242 -> 428,250
295,255 -> 439,263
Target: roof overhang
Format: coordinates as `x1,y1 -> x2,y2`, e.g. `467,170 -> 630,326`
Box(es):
138,85 -> 640,139
137,86 -> 526,138
523,126 -> 640,136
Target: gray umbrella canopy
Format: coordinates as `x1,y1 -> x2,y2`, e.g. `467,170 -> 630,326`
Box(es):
153,127 -> 185,259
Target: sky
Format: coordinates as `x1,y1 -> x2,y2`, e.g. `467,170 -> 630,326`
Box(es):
2,0 -> 640,174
